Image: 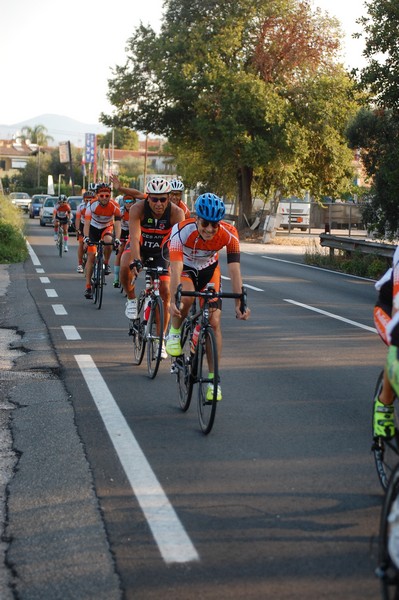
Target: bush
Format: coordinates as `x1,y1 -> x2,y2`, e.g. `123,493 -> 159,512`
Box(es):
304,247 -> 388,279
0,195 -> 29,263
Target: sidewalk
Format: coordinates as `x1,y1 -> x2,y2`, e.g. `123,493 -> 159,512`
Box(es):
0,263 -> 121,599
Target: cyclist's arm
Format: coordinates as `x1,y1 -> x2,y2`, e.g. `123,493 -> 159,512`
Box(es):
111,175 -> 146,200
128,202 -> 144,269
227,261 -> 250,320
83,207 -> 91,239
169,258 -> 184,318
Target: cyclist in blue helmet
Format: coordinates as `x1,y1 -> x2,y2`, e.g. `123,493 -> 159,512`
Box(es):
165,192 -> 250,401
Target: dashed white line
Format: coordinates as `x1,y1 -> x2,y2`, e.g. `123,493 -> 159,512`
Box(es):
36,268 -> 45,274
40,276 -> 50,284
75,354 -> 199,564
26,242 -> 41,266
45,289 -> 58,298
61,326 -> 81,340
284,298 -> 377,333
221,274 -> 263,291
53,305 -> 68,316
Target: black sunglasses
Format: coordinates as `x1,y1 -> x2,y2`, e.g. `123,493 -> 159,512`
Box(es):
149,196 -> 168,203
199,219 -> 219,229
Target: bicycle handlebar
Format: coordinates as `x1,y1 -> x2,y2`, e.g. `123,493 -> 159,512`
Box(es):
175,284 -> 247,314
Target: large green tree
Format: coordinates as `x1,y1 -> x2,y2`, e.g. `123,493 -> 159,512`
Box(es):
102,0 -> 358,226
349,0 -> 399,237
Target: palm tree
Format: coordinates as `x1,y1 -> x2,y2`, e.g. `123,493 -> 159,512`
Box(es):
21,125 -> 54,146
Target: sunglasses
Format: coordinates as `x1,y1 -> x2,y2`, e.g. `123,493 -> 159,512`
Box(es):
99,194 -> 110,199
149,196 -> 168,203
199,219 -> 219,229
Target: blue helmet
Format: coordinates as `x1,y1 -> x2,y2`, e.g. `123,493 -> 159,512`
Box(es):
195,193 -> 225,222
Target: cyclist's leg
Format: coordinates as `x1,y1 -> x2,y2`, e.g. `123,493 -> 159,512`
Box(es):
374,353 -> 396,439
166,272 -> 195,356
62,221 -> 69,251
84,226 -> 100,297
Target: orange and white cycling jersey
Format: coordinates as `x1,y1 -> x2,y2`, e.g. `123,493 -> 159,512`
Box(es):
53,203 -> 71,220
85,198 -> 121,229
177,199 -> 191,219
169,218 -> 241,269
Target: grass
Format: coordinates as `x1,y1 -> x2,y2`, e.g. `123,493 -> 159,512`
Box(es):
0,194 -> 29,263
304,239 -> 389,279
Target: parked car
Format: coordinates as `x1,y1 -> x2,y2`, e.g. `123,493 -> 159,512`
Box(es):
9,192 -> 31,212
39,197 -> 59,227
29,194 -> 51,219
67,196 -> 82,234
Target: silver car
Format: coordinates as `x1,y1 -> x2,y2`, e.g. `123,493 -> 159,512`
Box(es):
39,197 -> 59,226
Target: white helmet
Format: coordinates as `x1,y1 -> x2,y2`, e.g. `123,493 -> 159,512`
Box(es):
145,177 -> 171,195
170,178 -> 185,192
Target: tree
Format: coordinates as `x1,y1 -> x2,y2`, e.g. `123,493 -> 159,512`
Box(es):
20,125 -> 54,146
349,0 -> 399,237
101,0 -> 358,227
97,128 -> 139,150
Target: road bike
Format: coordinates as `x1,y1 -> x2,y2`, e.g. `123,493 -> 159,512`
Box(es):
128,258 -> 168,379
170,283 -> 247,434
55,225 -> 64,257
90,240 -> 114,310
372,370 -> 399,490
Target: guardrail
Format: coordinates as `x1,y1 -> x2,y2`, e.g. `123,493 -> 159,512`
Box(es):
319,233 -> 395,260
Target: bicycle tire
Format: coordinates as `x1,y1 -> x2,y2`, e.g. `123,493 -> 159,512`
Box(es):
58,232 -> 63,257
376,463 -> 399,598
372,370 -> 399,490
146,295 -> 164,379
97,259 -> 105,310
175,319 -> 194,412
131,291 -> 146,365
92,259 -> 99,305
196,325 -> 218,435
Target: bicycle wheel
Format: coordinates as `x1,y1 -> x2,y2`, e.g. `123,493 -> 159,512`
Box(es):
174,319 -> 194,411
97,259 -> 105,310
58,232 -> 63,257
146,295 -> 164,379
376,463 -> 399,598
196,325 -> 219,435
92,258 -> 100,305
372,370 -> 399,490
131,291 -> 146,365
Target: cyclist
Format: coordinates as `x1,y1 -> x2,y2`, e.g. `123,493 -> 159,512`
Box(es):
373,247 -> 399,438
82,182 -> 121,300
169,179 -> 191,218
117,177 -> 185,357
113,193 -> 135,288
165,193 -> 251,400
53,195 -> 72,252
75,190 -> 95,273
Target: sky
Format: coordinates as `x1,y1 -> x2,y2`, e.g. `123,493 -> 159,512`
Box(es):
1,0 -> 367,128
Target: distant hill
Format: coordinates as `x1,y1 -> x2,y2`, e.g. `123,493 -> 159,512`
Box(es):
0,114 -> 108,147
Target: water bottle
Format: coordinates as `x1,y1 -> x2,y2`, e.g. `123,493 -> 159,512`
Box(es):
143,297 -> 151,322
190,324 -> 201,354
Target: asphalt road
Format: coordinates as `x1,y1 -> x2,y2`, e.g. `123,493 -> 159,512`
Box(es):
0,218 -> 388,599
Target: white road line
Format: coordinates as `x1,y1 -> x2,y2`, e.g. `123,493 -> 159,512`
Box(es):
61,326 -> 80,339
36,268 -> 45,274
244,284 -> 264,291
45,289 -> 58,298
75,354 -> 199,564
284,299 -> 377,333
40,276 -> 50,284
221,275 -> 263,291
27,242 -> 41,266
262,255 -> 375,280
53,305 -> 68,316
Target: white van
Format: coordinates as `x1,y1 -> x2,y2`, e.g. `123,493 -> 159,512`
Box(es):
277,196 -> 311,231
